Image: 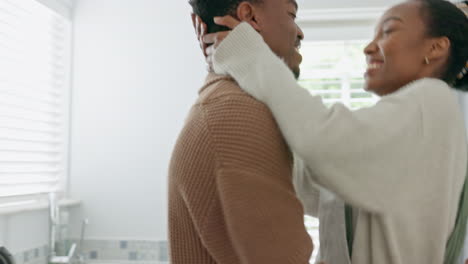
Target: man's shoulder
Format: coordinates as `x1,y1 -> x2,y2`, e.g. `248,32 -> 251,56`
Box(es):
198,76 -> 260,106
199,79 -> 272,119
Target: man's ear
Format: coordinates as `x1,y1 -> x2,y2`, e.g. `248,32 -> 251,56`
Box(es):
235,2 -> 262,31
427,36 -> 451,62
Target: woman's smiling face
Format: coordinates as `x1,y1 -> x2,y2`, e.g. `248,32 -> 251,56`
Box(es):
363,1 -> 435,96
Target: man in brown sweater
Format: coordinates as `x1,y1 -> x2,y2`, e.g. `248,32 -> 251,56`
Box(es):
168,0 -> 312,263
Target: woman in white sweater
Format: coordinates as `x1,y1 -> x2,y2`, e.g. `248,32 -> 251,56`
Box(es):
195,0 -> 468,263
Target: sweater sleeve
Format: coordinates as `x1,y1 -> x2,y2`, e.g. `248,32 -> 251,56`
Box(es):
204,94 -> 313,264
213,22 -> 437,214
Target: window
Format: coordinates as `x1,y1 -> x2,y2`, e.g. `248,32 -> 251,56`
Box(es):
305,215 -> 320,262
299,41 -> 379,110
299,40 -> 378,263
0,0 -> 71,203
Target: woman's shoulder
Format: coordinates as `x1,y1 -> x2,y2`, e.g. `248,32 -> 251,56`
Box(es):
397,78 -> 449,96
384,78 -> 452,106
405,78 -> 464,130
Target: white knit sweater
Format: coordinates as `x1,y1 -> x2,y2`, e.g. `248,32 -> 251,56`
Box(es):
213,22 -> 467,264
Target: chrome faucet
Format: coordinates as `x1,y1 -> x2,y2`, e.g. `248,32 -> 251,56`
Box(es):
49,244 -> 77,264
49,192 -> 59,258
48,193 -> 79,264
74,219 -> 89,264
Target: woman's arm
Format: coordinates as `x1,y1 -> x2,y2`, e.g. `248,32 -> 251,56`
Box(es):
213,22 -> 430,213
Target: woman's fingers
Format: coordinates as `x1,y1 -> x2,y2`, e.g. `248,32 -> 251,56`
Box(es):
213,15 -> 241,29
190,14 -> 239,70
203,31 -> 230,48
190,13 -> 197,34
191,15 -> 209,57
203,30 -> 229,71
206,45 -> 214,71
206,45 -> 215,59
197,17 -> 208,56
196,16 -> 202,41
202,33 -> 216,45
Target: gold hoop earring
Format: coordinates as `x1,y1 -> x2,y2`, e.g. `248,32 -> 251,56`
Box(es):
425,57 -> 430,65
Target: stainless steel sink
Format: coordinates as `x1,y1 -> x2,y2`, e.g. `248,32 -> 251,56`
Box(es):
0,247 -> 15,264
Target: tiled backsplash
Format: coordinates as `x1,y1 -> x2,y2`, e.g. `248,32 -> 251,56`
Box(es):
12,240 -> 168,264
73,239 -> 168,262
13,245 -> 49,264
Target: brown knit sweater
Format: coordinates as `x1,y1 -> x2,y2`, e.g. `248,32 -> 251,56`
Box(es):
168,73 -> 313,264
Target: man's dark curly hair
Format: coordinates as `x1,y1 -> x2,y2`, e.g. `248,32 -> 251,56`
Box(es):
189,0 -> 263,33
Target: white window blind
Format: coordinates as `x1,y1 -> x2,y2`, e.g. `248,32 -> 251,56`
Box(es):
0,0 -> 71,198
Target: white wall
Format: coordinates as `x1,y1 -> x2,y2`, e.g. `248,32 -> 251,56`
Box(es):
68,0 -> 205,240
